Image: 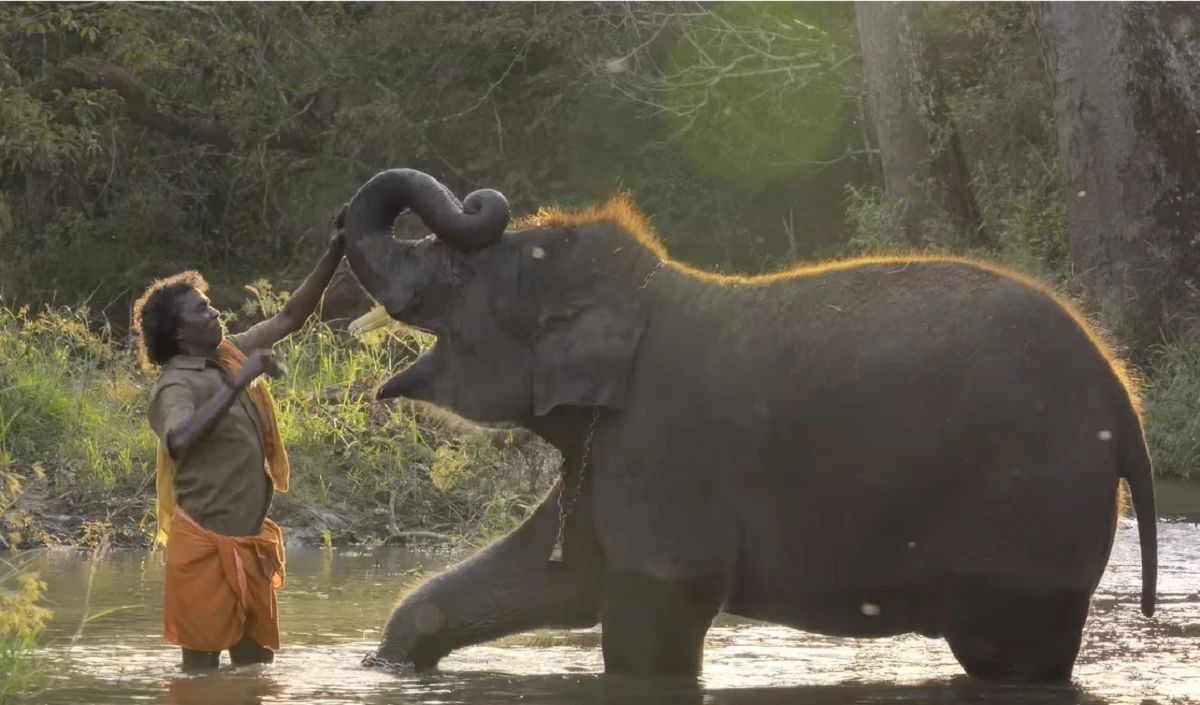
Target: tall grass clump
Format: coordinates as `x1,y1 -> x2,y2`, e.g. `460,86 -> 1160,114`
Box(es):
0,453 -> 52,700
0,299 -> 156,532
0,551 -> 50,702
1138,342 -> 1200,481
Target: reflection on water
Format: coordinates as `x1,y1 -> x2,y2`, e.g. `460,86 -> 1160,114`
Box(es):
22,513 -> 1200,705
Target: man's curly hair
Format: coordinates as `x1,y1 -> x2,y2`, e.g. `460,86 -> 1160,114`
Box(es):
131,270 -> 210,371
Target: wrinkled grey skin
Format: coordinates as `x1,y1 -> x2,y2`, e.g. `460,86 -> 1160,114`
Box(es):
341,168 -> 1157,683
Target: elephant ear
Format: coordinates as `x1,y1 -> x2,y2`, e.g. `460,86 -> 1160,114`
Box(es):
531,274 -> 647,417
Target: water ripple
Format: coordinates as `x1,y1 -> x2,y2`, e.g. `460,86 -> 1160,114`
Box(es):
24,518 -> 1200,705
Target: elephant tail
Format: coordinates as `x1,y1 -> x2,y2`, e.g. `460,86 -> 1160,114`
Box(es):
1116,390 -> 1157,618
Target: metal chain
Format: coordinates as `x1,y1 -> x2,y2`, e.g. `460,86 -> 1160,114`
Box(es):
549,260 -> 660,564
362,652 -> 405,671
550,406 -> 600,563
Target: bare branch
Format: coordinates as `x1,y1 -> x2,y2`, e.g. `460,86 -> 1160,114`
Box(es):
587,3 -> 854,135
418,32 -> 537,128
55,57 -> 321,153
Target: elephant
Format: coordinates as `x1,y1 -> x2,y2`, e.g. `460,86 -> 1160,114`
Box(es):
338,167 -> 1158,684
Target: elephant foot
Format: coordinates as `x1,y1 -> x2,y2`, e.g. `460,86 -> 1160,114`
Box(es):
942,578 -> 1090,684
600,570 -> 726,677
361,650 -> 422,674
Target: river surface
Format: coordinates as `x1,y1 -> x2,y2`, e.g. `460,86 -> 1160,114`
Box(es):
19,488 -> 1200,705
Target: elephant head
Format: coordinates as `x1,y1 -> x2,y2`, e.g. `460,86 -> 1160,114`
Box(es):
341,168 -> 654,428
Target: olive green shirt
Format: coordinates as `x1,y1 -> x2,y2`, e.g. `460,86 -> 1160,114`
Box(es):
147,326 -> 278,537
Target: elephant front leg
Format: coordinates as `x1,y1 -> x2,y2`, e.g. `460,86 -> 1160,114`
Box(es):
368,474 -> 605,670
600,569 -> 727,677
591,463 -> 736,677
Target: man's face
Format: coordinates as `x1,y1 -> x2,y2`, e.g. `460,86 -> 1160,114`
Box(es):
175,288 -> 223,353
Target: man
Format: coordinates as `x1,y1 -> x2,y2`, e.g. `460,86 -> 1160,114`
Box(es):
132,208 -> 345,671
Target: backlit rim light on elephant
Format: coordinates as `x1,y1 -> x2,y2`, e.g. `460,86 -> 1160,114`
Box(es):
511,191 -> 672,262
513,193 -> 1143,412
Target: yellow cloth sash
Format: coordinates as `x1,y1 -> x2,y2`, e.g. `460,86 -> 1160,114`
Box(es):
155,338 -> 290,545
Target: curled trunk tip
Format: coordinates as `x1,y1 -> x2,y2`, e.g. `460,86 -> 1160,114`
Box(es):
344,168 -> 509,251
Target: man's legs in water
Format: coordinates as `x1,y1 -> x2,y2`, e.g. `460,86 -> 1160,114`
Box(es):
181,647 -> 220,672
229,634 -> 275,666
181,635 -> 272,670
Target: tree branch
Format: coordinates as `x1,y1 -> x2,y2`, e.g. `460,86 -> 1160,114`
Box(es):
55,57 -> 321,153
588,3 -> 854,138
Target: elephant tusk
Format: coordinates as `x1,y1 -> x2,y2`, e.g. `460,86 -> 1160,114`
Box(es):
349,305 -> 395,334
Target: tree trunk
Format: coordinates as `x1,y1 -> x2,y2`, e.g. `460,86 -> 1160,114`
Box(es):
855,1 -> 985,250
1032,2 -> 1200,361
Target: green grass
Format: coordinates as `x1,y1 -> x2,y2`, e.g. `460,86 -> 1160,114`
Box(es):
0,285 -> 560,552
1139,342 -> 1200,481
0,549 -> 50,703
0,460 -> 51,701
0,301 -> 156,528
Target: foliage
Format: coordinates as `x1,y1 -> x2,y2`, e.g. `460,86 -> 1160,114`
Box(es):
0,409 -> 51,700
0,558 -> 49,702
844,3 -> 1069,280
1,301 -> 151,506
0,2 -> 879,325
1140,343 -> 1200,481
598,3 -> 858,188
935,3 -> 1070,282
579,2 -> 871,272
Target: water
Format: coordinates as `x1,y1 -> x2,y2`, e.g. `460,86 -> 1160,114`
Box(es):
21,499 -> 1200,705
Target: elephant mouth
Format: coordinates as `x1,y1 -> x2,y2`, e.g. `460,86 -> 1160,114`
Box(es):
350,305 -> 448,402
375,339 -> 446,401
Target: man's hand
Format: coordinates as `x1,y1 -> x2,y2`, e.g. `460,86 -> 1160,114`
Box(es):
166,347 -> 282,458
237,349 -> 283,386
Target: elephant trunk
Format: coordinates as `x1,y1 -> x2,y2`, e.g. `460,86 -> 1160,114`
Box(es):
341,168 -> 510,329
343,168 -> 509,251
364,477 -> 603,671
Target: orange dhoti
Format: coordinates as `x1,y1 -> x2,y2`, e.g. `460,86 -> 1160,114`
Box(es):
163,507 -> 287,653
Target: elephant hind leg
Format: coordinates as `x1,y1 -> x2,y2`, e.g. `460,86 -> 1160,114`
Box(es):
600,570 -> 726,677
941,577 -> 1091,684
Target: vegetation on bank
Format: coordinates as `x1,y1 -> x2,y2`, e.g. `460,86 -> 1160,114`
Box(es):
0,520 -> 50,703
